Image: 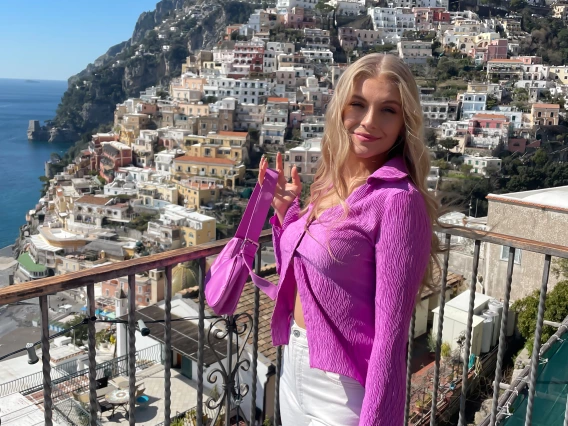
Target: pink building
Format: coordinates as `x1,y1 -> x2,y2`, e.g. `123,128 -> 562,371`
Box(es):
470,39 -> 508,64
468,114 -> 509,135
234,39 -> 264,73
100,142 -> 133,182
433,9 -> 451,23
514,55 -> 543,65
508,138 -> 541,153
282,7 -> 315,29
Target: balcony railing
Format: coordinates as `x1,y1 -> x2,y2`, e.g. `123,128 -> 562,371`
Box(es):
1,227 -> 568,426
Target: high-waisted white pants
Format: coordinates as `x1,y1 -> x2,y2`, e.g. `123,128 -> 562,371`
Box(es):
279,320 -> 365,426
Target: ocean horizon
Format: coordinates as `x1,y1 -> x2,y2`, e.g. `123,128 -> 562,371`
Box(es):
0,78 -> 70,248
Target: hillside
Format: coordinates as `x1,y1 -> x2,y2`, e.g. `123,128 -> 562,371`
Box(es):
52,0 -> 255,135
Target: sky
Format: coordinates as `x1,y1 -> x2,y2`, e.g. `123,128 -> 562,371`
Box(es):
0,0 -> 161,81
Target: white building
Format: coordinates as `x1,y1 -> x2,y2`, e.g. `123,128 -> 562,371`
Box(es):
463,155 -> 502,176
277,0 -> 317,9
299,48 -> 334,64
460,92 -> 487,119
300,116 -> 325,139
397,40 -> 432,64
368,6 -> 416,41
260,122 -> 287,146
284,138 -> 321,183
204,77 -> 271,105
154,149 -> 185,177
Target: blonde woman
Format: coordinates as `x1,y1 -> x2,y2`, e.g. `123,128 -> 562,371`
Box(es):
259,53 -> 439,426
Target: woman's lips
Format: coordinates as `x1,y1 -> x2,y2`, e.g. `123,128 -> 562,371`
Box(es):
354,133 -> 379,142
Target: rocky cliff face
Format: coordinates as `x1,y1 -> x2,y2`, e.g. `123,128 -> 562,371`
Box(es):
56,0 -> 254,135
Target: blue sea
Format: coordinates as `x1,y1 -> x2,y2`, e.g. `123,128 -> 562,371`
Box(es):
0,78 -> 70,248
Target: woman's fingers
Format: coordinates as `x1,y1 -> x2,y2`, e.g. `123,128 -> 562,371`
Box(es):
258,156 -> 266,185
276,151 -> 283,172
291,165 -> 302,195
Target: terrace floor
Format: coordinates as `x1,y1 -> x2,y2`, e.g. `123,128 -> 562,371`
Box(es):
99,363 -> 199,425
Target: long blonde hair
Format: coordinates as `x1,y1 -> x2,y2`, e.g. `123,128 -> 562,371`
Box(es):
304,53 -> 441,293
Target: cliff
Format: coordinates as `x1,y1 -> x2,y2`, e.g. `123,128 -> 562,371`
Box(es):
54,0 -> 255,135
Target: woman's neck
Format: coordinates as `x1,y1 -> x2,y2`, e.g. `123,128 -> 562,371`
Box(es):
345,152 -> 389,181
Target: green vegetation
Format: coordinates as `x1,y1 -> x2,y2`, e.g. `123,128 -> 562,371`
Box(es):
439,149 -> 568,217
126,213 -> 159,232
512,276 -> 568,354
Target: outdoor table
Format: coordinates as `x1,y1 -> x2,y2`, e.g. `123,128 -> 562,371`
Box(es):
105,388 -> 130,419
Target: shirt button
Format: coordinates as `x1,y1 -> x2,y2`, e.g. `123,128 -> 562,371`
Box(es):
293,330 -> 300,338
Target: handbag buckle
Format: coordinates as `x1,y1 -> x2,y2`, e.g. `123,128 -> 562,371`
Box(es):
241,238 -> 259,250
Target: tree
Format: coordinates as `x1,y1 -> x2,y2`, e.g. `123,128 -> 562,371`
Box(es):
512,280 -> 568,354
486,95 -> 498,110
65,315 -> 89,344
425,128 -> 438,148
460,164 -> 473,175
438,138 -> 459,161
510,0 -> 528,9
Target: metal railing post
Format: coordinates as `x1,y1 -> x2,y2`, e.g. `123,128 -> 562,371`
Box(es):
86,284 -> 98,426
39,295 -> 53,426
458,239 -> 481,426
164,265 -> 173,426
250,247 -> 262,425
490,247 -> 516,426
127,275 -> 136,425
275,346 -> 282,426
404,308 -> 417,426
430,233 -> 452,425
525,255 -> 551,426
197,257 -> 206,426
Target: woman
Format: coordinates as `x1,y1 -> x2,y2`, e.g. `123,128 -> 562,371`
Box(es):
258,53 -> 440,426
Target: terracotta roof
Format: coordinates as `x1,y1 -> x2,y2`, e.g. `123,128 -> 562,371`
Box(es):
267,97 -> 289,103
488,59 -> 523,63
75,195 -> 113,206
472,113 -> 507,120
217,131 -> 248,137
173,155 -> 236,165
532,103 -> 560,109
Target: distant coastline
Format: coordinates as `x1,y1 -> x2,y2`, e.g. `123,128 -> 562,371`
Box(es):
25,80 -> 40,84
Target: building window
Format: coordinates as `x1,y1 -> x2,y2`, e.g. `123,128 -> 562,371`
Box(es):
295,155 -> 302,162
138,286 -> 142,294
106,289 -> 110,297
500,246 -> 522,264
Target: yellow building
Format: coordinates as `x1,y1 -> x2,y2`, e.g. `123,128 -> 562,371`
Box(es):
183,131 -> 250,164
170,75 -> 208,101
172,155 -> 245,188
181,213 -> 217,247
176,177 -> 223,210
137,181 -> 179,204
548,65 -> 568,84
553,2 -> 568,21
119,113 -> 151,146
178,102 -> 210,117
531,103 -> 560,126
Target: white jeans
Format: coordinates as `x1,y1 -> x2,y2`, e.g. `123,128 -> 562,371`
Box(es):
279,320 -> 365,426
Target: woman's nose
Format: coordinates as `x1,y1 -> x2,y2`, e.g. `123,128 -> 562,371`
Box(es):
361,107 -> 377,129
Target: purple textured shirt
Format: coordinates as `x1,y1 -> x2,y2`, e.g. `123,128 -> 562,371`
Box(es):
269,156 -> 432,426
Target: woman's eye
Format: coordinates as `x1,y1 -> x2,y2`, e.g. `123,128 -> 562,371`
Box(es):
383,108 -> 396,114
349,102 -> 364,107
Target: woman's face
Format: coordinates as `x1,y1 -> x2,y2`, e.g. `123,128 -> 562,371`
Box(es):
342,75 -> 405,165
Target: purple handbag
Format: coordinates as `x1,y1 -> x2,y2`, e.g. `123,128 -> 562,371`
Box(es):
204,168 -> 279,315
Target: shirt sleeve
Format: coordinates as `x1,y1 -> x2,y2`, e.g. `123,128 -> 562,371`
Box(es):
268,197 -> 301,275
359,190 -> 432,426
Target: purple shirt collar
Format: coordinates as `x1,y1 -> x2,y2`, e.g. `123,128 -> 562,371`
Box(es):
366,156 -> 409,184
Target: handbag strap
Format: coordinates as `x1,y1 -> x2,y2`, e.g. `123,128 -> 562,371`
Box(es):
235,168 -> 278,243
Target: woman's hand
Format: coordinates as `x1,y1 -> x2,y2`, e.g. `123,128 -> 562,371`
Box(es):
258,152 -> 302,223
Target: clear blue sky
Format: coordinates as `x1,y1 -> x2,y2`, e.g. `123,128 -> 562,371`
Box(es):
0,0 -> 160,81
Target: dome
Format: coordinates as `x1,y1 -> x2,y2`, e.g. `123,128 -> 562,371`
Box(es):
172,262 -> 198,294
